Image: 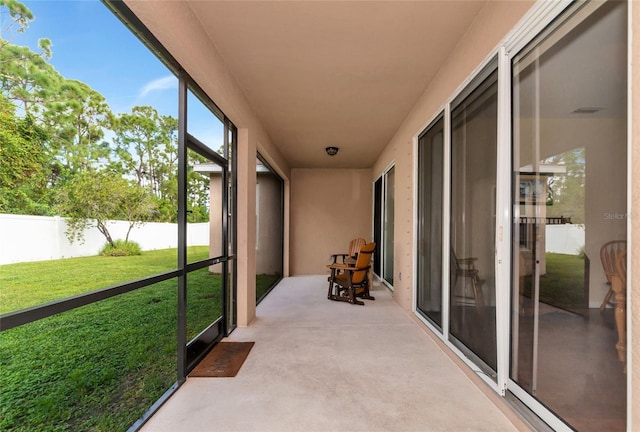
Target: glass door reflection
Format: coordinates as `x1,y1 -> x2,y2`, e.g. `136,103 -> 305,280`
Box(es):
417,116 -> 444,328
510,2 -> 627,430
449,65 -> 498,374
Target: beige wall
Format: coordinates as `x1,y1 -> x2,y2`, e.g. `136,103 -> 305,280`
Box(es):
237,129 -> 257,326
290,169 -> 372,275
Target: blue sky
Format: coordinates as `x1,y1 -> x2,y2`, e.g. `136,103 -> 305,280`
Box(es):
5,0 -> 223,150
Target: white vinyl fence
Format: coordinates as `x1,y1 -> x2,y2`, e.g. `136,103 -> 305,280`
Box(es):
0,214 -> 584,266
0,214 -> 208,265
545,224 -> 585,255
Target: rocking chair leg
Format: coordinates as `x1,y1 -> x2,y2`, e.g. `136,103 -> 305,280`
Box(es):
348,287 -> 365,305
359,281 -> 375,300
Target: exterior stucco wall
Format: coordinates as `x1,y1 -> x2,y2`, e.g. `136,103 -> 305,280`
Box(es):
373,1 -> 536,310
290,169 -> 372,275
237,129 -> 257,326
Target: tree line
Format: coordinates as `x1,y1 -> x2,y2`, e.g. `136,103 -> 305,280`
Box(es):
0,0 -> 212,247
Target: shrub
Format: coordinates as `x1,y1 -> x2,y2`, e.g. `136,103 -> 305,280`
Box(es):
100,240 -> 142,257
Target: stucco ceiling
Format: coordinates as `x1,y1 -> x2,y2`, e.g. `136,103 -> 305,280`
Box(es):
184,1 -> 487,169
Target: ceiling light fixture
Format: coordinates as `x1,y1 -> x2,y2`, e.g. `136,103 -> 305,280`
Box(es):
325,146 -> 339,156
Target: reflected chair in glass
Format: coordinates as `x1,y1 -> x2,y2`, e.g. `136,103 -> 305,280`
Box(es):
327,242 -> 375,305
599,240 -> 626,311
451,249 -> 484,308
612,250 -> 627,366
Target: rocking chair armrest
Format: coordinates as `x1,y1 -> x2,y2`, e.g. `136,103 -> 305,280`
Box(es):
456,257 -> 478,270
457,257 -> 477,264
327,263 -> 371,272
330,253 -> 349,263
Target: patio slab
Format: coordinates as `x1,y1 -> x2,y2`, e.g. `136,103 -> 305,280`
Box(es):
141,275 -> 524,432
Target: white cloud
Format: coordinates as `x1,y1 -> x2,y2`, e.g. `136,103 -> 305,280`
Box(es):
139,76 -> 177,98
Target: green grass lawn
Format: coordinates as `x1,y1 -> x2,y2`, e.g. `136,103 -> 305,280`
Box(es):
521,252 -> 586,312
0,247 -> 226,432
0,247 -> 209,314
0,248 -> 282,431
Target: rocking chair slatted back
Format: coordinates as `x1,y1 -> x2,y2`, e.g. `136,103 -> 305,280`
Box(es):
348,238 -> 366,259
352,242 -> 375,284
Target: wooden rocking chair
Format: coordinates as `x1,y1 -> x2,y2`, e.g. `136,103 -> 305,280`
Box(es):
327,242 -> 375,305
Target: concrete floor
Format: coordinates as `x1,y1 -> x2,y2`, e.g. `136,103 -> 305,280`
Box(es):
141,276 -> 525,432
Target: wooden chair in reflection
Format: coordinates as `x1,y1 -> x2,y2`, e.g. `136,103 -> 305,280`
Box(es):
451,249 -> 484,308
612,250 -> 627,366
327,242 -> 375,306
599,240 -> 626,311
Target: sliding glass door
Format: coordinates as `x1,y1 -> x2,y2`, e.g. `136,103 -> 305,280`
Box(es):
450,63 -> 498,374
510,2 -> 627,430
417,116 -> 444,328
414,0 -> 629,429
374,166 -> 395,288
373,178 -> 382,277
383,167 -> 395,286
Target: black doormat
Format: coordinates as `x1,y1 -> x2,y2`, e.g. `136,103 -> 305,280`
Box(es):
189,342 -> 255,377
